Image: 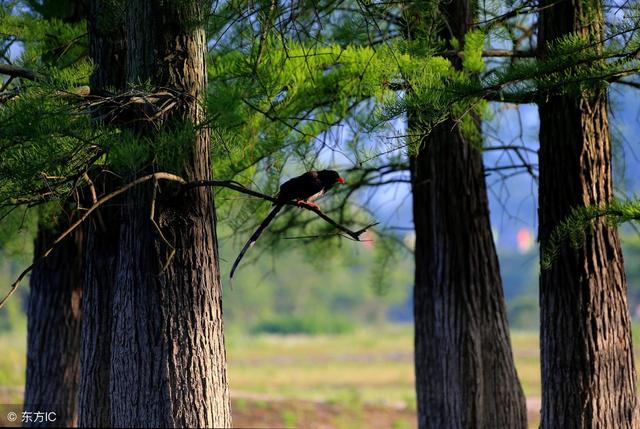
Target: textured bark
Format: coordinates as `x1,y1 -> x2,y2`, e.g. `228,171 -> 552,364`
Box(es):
108,1 -> 231,427
538,0 -> 638,426
78,3 -> 126,426
23,220 -> 83,428
78,175 -> 121,428
408,0 -> 527,427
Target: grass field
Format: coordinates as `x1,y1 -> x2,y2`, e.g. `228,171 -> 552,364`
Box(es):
1,325 -> 639,428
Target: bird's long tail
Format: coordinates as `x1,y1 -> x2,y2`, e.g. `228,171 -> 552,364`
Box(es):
230,204 -> 284,279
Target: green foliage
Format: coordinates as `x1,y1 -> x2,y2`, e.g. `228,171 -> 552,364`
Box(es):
106,132 -> 149,172
620,232 -> 640,313
0,80 -> 110,206
507,295 -> 539,330
0,12 -> 86,69
221,236 -> 411,331
0,254 -> 27,334
0,291 -> 25,333
463,30 -> 485,73
541,200 -> 640,269
370,233 -> 408,295
483,30 -> 640,101
208,41 -> 410,177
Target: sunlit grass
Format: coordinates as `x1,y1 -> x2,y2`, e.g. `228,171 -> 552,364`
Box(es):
0,332 -> 25,387
2,324 -> 640,428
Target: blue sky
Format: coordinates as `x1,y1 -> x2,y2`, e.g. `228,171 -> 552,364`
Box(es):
368,87 -> 640,251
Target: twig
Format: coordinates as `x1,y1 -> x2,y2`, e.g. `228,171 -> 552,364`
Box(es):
150,178 -> 177,274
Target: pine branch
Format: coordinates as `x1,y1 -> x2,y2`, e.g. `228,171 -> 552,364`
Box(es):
541,200 -> 640,269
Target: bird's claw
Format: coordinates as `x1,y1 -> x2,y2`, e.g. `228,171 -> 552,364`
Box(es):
295,200 -> 320,210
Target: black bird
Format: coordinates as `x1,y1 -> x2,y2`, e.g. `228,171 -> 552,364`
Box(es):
230,170 -> 346,279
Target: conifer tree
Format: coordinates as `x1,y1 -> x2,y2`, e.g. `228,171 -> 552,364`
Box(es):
537,0 -> 638,425
2,3 -> 88,425
205,2 -> 530,426
105,1 -> 232,425
403,1 -> 526,426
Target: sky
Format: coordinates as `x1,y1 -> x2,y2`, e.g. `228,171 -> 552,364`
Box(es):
367,87 -> 640,252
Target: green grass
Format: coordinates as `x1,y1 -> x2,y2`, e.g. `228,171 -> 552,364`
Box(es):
0,333 -> 25,387
2,324 -> 640,428
226,325 -> 415,405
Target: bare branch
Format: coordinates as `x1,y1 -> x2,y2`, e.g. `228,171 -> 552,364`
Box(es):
0,64 -> 45,81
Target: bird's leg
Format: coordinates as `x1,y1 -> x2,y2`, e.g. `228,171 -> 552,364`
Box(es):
296,200 -> 320,210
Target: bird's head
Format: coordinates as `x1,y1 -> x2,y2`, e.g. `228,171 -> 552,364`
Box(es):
319,169 -> 346,186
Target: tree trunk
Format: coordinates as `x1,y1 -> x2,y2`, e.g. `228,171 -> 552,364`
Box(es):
108,1 -> 231,427
23,219 -> 83,428
78,2 -> 126,426
408,1 -> 527,427
22,2 -> 90,426
538,0 -> 638,426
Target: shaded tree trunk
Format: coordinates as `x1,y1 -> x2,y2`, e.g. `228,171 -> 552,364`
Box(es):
22,2 -> 89,423
407,1 -> 527,427
107,1 -> 231,426
23,218 -> 83,427
538,0 -> 638,426
78,1 -> 126,426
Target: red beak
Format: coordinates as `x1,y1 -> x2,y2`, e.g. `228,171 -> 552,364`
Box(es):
337,177 -> 346,184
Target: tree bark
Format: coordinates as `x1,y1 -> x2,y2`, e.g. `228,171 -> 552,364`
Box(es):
78,175 -> 121,428
23,218 -> 83,428
408,1 -> 527,427
538,0 -> 639,426
108,1 -> 231,427
78,2 -> 126,426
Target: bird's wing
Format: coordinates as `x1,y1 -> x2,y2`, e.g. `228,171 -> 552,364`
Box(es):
230,204 -> 284,279
277,172 -> 323,202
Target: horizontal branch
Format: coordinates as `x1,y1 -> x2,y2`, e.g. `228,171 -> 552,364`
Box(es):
0,64 -> 45,81
184,179 -> 378,241
485,163 -> 538,172
2,172 -> 375,310
442,49 -> 536,58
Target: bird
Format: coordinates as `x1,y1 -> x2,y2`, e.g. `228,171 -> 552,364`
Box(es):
230,170 -> 346,279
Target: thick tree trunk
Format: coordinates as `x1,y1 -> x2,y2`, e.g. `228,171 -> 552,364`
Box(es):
78,2 -> 126,426
23,219 -> 83,427
108,1 -> 231,427
410,122 -> 527,428
408,1 -> 527,427
538,0 -> 638,426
